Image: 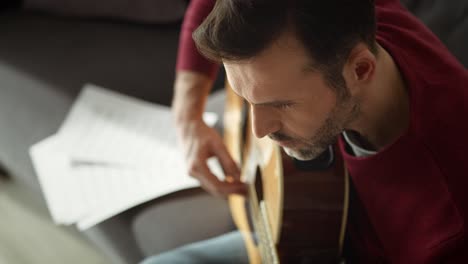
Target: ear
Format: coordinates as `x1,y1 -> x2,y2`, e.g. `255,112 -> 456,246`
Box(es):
342,43 -> 376,96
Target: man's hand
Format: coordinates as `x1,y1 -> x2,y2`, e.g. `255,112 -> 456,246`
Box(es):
177,119 -> 246,197
172,71 -> 246,198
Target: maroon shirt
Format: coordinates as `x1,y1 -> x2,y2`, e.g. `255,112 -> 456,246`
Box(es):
340,1 -> 468,263
176,0 -> 217,79
176,0 -> 468,262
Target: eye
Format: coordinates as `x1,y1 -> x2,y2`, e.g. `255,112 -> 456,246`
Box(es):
275,103 -> 294,110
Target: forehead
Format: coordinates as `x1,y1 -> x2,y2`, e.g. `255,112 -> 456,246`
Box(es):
224,32 -> 313,103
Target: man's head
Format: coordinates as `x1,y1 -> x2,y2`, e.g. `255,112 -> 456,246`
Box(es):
194,0 -> 378,160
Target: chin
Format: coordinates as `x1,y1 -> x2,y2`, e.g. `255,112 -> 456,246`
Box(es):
283,147 -> 321,161
283,144 -> 331,161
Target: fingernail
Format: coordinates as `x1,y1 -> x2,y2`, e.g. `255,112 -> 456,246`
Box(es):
225,176 -> 235,183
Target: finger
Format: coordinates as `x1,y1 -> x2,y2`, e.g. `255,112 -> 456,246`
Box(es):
199,170 -> 247,197
193,161 -> 247,197
211,139 -> 241,181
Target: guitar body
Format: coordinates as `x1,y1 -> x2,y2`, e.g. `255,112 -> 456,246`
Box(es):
224,85 -> 349,263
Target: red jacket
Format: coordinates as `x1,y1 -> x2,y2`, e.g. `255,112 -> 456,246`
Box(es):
341,0 -> 468,262
177,0 -> 468,262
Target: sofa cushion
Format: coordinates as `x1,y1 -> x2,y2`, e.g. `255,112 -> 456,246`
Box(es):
401,0 -> 468,67
132,188 -> 235,257
23,0 -> 187,24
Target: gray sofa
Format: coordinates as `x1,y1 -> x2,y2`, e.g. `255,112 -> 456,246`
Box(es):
0,1 -> 466,264
0,6 -> 232,264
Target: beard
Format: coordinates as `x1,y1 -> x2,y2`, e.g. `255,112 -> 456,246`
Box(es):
270,95 -> 360,161
282,117 -> 341,160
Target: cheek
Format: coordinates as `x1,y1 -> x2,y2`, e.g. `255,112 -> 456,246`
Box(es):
279,110 -> 321,139
282,92 -> 337,138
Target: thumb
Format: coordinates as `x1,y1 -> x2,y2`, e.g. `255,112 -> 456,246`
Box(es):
212,139 -> 241,181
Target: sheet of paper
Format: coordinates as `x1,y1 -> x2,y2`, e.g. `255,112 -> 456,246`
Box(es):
29,135 -> 87,225
73,155 -> 199,230
58,84 -> 215,166
31,133 -> 200,228
29,84 -> 222,229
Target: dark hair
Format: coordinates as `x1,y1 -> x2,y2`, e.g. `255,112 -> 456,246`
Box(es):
193,0 -> 377,94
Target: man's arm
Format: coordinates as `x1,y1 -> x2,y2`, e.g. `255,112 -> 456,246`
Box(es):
172,0 -> 246,197
173,0 -> 217,123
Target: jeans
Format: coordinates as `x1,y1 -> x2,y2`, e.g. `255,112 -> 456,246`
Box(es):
140,231 -> 248,264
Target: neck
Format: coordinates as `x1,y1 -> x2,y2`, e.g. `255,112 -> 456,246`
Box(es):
348,44 -> 410,151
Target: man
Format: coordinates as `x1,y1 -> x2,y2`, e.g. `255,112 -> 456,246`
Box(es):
143,0 -> 468,263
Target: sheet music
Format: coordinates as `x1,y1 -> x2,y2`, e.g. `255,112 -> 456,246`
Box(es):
73,159 -> 199,230
29,84 -> 221,229
30,136 -> 88,225
58,84 -> 183,166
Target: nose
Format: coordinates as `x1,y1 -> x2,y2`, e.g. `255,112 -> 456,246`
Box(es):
250,105 -> 280,138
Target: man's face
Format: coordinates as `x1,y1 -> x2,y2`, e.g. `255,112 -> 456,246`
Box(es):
224,33 -> 359,160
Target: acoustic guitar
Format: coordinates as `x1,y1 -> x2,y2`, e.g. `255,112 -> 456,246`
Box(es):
224,84 -> 350,263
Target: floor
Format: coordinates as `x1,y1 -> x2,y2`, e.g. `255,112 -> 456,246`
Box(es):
0,177 -> 110,264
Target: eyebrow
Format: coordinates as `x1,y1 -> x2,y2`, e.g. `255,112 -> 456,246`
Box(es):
230,88 -> 294,107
